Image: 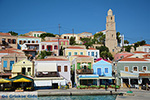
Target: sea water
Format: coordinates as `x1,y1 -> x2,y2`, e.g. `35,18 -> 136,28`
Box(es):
38,95 -> 117,100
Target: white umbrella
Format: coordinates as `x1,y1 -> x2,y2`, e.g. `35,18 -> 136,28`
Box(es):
80,63 -> 89,67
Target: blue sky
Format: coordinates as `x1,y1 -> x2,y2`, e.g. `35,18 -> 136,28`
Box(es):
0,0 -> 150,44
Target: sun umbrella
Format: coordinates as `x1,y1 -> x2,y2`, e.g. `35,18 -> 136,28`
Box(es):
0,78 -> 11,83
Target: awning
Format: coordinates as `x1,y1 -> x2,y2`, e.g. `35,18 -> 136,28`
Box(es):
79,75 -> 99,79
99,77 -> 115,79
0,78 -> 11,83
13,78 -> 32,82
34,80 -> 52,86
37,63 -> 57,72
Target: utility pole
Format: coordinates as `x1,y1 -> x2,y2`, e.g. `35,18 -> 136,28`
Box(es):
58,24 -> 60,56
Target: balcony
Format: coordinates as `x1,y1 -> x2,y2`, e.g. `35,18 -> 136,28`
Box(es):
76,69 -> 93,74
36,72 -> 59,77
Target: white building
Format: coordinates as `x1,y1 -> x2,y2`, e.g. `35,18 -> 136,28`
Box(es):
136,44 -> 150,52
87,47 -> 100,59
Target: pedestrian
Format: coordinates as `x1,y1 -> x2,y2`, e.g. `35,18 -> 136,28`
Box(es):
105,83 -> 107,91
146,83 -> 149,91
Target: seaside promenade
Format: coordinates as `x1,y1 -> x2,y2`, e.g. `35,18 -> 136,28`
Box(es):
0,88 -> 150,100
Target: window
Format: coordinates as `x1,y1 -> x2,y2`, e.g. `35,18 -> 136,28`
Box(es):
61,42 -> 63,45
34,34 -> 36,37
74,52 -> 77,55
12,39 -> 16,44
19,40 -> 22,44
144,48 -> 147,52
58,66 -> 61,72
112,49 -> 114,52
28,41 -> 30,43
111,17 -> 112,20
3,61 -> 7,68
23,40 -> 26,43
54,45 -> 57,49
124,66 -> 129,72
88,52 -> 90,56
10,61 -> 14,70
64,36 -> 66,39
68,36 -> 69,39
105,68 -> 108,73
32,41 -> 35,43
80,52 -> 83,55
96,52 -> 98,57
112,34 -> 113,37
68,52 -> 71,56
28,68 -> 31,72
133,66 -> 138,71
8,39 -> 11,43
42,45 -> 45,49
36,41 -> 38,43
37,34 -> 39,37
64,66 -> 68,72
143,66 -> 147,71
91,52 -> 94,56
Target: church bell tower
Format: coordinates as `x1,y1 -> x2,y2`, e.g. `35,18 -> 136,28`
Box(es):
105,9 -> 118,55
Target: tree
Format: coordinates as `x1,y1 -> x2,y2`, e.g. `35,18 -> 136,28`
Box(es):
94,32 -> 105,45
81,37 -> 93,49
70,37 -> 76,45
37,50 -> 52,59
40,33 -> 55,40
59,46 -> 65,56
124,45 -> 132,52
96,46 -> 114,60
124,40 -> 129,44
8,31 -> 18,36
116,32 -> 121,44
133,40 -> 146,50
19,34 -> 26,36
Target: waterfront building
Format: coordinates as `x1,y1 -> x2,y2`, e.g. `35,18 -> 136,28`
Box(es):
34,57 -> 71,89
0,53 -> 26,79
116,57 -> 150,88
12,59 -> 34,77
93,59 -> 114,85
114,51 -> 133,61
71,55 -> 95,86
25,31 -> 46,37
0,33 -> 17,49
17,36 -> 41,49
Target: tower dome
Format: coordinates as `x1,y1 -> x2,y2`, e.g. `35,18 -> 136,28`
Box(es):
108,9 -> 113,16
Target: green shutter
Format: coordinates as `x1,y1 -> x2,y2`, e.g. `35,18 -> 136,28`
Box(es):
34,34 -> 36,37
72,64 -> 75,71
77,63 -> 80,69
88,63 -> 91,69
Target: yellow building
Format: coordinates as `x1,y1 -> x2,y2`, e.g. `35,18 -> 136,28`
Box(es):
64,46 -> 87,57
12,59 -> 34,77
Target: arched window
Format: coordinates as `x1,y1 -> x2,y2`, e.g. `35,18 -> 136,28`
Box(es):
23,40 -> 26,43
32,41 -> 35,43
19,40 -> 22,44
28,41 -> 30,43
36,41 -> 38,43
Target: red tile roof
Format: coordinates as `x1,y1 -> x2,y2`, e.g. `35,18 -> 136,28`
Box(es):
88,47 -> 96,50
133,51 -> 147,53
0,48 -> 23,54
120,58 -> 148,61
143,44 -> 150,46
36,58 -> 68,61
0,33 -> 11,36
67,47 -> 84,49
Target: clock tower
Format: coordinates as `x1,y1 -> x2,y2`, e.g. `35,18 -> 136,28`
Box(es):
105,9 -> 119,55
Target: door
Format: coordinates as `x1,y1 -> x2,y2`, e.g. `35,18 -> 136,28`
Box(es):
22,68 -> 26,75
97,68 -> 101,76
47,45 -> 52,51
10,61 -> 14,70
125,67 -> 129,72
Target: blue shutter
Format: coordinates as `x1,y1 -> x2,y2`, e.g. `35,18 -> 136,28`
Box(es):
105,68 -> 108,73
91,52 -> 94,56
3,61 -> 7,68
10,61 -> 14,70
97,68 -> 101,76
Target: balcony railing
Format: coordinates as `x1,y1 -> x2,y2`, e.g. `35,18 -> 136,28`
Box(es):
36,72 -> 59,77
76,69 -> 93,74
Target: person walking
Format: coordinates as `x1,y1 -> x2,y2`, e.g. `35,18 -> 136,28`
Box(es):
105,83 -> 107,91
